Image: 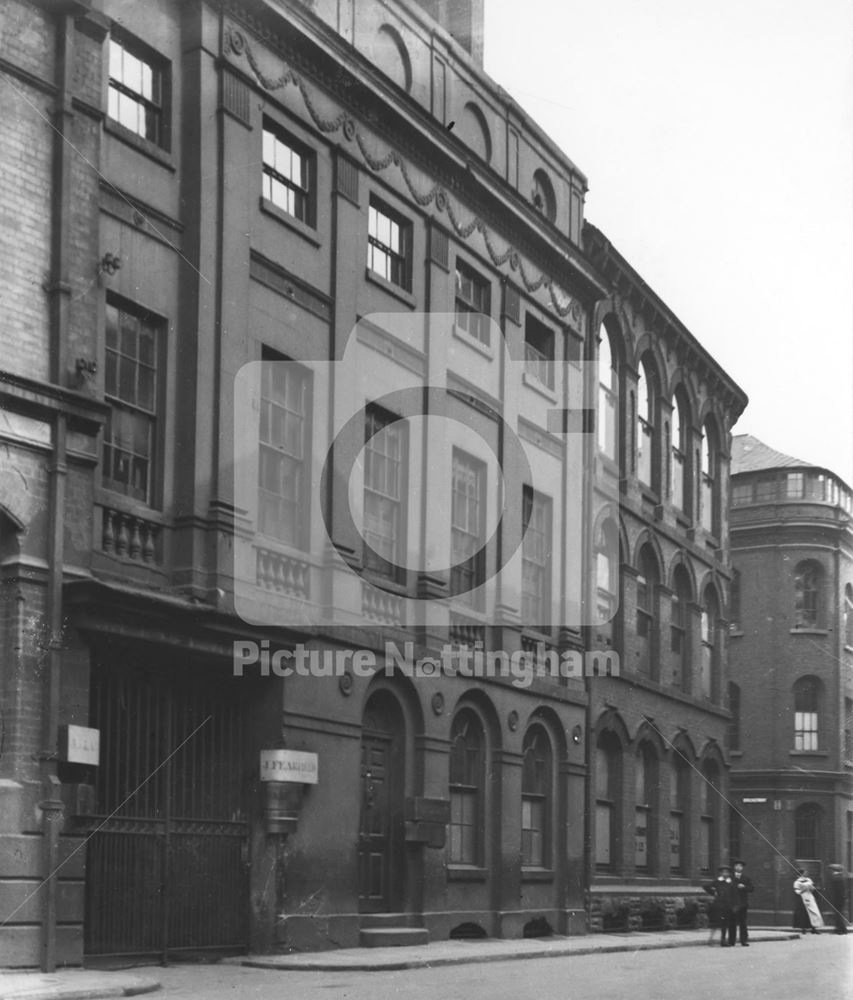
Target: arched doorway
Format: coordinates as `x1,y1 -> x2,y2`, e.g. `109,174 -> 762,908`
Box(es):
358,690 -> 406,912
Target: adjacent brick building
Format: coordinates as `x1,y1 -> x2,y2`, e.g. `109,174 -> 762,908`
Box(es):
728,434 -> 853,924
0,0 -> 746,967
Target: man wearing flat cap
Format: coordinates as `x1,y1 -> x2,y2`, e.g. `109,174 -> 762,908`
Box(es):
732,859 -> 754,946
705,862 -> 737,946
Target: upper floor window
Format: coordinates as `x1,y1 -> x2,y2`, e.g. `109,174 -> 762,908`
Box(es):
521,725 -> 552,868
845,584 -> 853,647
729,570 -> 741,631
524,314 -> 555,389
670,568 -> 691,690
671,392 -> 687,510
699,761 -> 720,873
700,587 -> 719,700
450,450 -> 485,607
727,682 -> 741,752
636,546 -> 659,678
786,472 -> 805,498
454,261 -> 491,346
449,709 -> 485,865
700,421 -> 719,535
794,562 -> 821,628
108,36 -> 166,148
521,487 -> 552,626
262,123 -> 314,225
755,476 -> 777,502
598,326 -> 618,461
595,519 -> 619,646
636,360 -> 653,487
793,677 -> 820,751
732,481 -> 753,505
103,300 -> 161,505
531,169 -> 556,223
368,198 -> 411,290
258,355 -> 310,546
363,406 -> 405,581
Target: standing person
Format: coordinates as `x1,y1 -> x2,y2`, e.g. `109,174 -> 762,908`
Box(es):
732,859 -> 754,946
825,864 -> 848,934
793,869 -> 824,935
705,863 -> 737,946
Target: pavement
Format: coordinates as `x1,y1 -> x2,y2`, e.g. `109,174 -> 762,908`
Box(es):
0,926 -> 832,1000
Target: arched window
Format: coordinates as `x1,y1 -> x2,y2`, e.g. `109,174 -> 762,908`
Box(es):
636,546 -> 659,678
634,743 -> 658,872
598,327 -> 618,461
845,585 -> 853,648
727,682 -> 741,752
700,761 -> 720,873
669,754 -> 690,873
670,567 -> 691,690
700,421 -> 717,534
671,392 -> 687,510
521,725 -> 552,868
793,676 -> 820,751
532,169 -> 556,222
700,587 -> 719,700
794,562 -> 820,628
595,731 -> 621,869
637,359 -> 653,487
794,803 -> 822,859
729,570 -> 741,632
449,710 -> 485,865
595,518 -> 620,647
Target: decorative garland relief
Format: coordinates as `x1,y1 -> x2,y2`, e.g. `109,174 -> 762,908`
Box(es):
224,25 -> 584,330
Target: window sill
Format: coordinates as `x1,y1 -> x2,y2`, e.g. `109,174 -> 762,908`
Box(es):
452,322 -> 494,358
259,197 -> 320,246
639,485 -> 659,505
521,867 -> 554,882
447,865 -> 488,882
95,486 -> 165,523
845,645 -> 853,654
789,750 -> 828,758
522,370 -> 557,402
365,267 -> 416,308
104,118 -> 175,171
729,629 -> 744,638
789,627 -> 829,636
675,512 -> 691,530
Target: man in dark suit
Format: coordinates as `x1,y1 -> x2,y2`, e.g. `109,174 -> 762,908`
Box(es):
826,864 -> 849,934
732,859 -> 754,946
705,863 -> 737,946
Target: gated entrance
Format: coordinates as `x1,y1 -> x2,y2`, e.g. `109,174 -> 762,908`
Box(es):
84,658 -> 250,959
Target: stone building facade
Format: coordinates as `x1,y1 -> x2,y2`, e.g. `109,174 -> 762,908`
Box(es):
0,0 -> 745,967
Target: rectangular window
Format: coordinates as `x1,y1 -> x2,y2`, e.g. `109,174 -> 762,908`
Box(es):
524,314 -> 555,388
595,802 -> 612,867
521,487 -> 551,626
845,699 -> 853,763
258,358 -> 310,546
454,261 -> 491,345
368,198 -> 411,290
262,123 -> 313,225
522,797 -> 545,868
786,472 -> 805,498
103,301 -> 160,504
794,711 -> 819,751
450,450 -> 485,607
363,406 -> 405,580
732,482 -> 753,505
449,788 -> 478,864
108,36 -> 165,147
755,476 -> 777,502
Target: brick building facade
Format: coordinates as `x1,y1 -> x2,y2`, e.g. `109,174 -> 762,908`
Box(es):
728,435 -> 853,924
0,0 -> 745,968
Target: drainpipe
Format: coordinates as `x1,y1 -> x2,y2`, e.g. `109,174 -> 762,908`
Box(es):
39,7 -> 77,972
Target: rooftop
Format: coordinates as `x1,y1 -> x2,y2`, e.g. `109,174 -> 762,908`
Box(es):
731,434 -> 811,475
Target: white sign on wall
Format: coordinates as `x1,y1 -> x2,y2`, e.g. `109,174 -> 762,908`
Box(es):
260,749 -> 319,784
61,725 -> 100,766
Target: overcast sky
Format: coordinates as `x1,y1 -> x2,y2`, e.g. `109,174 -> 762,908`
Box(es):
484,0 -> 853,485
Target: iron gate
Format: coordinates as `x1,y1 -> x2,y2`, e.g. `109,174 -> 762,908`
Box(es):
84,659 -> 250,958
